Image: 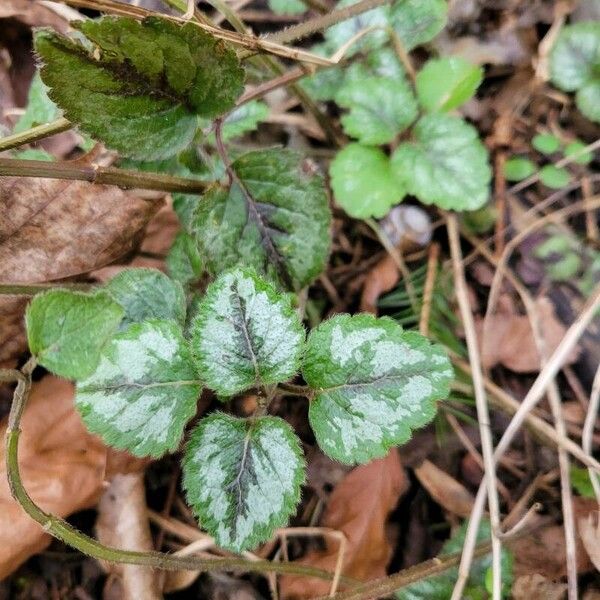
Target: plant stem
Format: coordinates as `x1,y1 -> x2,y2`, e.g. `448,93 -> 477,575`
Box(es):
0,283 -> 94,296
0,118 -> 72,153
278,382 -> 313,397
2,361 -> 346,582
0,158 -> 207,194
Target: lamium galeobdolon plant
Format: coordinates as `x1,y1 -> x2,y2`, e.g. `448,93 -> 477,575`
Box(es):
12,1 -> 461,556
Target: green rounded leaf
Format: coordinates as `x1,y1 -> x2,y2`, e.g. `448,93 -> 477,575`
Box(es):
76,320 -> 200,457
330,144 -> 405,218
218,101 -> 269,141
34,17 -> 245,160
336,75 -> 418,144
192,149 -> 331,290
26,290 -> 123,380
576,79 -> 600,123
550,22 -> 600,92
564,140 -> 593,164
539,165 -> 571,189
13,72 -> 60,134
389,0 -> 448,51
269,0 -> 306,15
391,114 -> 491,211
182,412 -> 305,552
191,268 -> 304,397
416,56 -> 483,112
105,268 -> 186,327
504,157 -> 536,181
166,232 -> 204,288
532,133 -> 561,154
303,314 -> 453,464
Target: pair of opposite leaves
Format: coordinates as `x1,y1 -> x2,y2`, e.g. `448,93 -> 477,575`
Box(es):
25,267 -> 453,551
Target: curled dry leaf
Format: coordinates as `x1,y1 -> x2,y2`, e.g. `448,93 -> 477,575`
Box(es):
0,0 -> 69,30
0,376 -> 145,578
477,295 -> 579,372
413,459 -> 475,518
579,511 -> 600,573
0,173 -> 163,364
279,450 -> 408,599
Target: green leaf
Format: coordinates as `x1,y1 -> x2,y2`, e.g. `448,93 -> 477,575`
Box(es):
576,79 -> 600,123
336,74 -> 418,144
302,314 -> 453,464
571,466 -> 596,498
389,0 -> 448,51
105,268 -> 186,328
299,45 -> 345,102
13,72 -> 60,134
26,290 -> 123,380
416,56 -> 483,112
539,165 -> 570,189
391,114 -> 491,211
182,412 -> 305,552
218,101 -> 269,141
550,22 -> 600,92
269,0 -> 306,15
396,520 -> 513,599
191,149 -> 331,290
504,157 -> 536,181
76,320 -> 200,457
564,140 -> 593,164
35,17 -> 244,160
532,133 -> 561,154
166,232 -> 204,288
330,144 -> 405,218
191,268 -> 304,397
12,149 -> 54,161
324,0 -> 391,57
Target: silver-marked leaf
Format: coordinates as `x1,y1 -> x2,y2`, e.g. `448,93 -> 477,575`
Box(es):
391,114 -> 491,211
76,320 -> 200,457
182,412 -> 305,552
25,290 -> 123,380
219,100 -> 269,141
191,149 -> 331,290
389,0 -> 448,51
105,268 -> 186,327
303,314 -> 453,464
336,74 -> 417,144
35,17 -> 244,160
576,79 -> 600,123
191,268 -> 304,396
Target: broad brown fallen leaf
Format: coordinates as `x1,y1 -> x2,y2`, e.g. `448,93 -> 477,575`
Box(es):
0,0 -> 68,30
414,459 -> 475,518
477,295 -> 579,372
512,574 -> 567,600
0,173 -> 163,364
0,376 -> 145,579
279,450 -> 408,599
579,511 -> 600,573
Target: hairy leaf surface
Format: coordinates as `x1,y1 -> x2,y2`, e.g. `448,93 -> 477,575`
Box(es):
389,0 -> 447,50
303,314 -> 453,464
76,320 -> 200,457
391,114 -> 491,211
35,16 -> 244,159
191,268 -> 304,396
183,412 -> 305,551
192,149 -> 331,290
26,290 -> 123,379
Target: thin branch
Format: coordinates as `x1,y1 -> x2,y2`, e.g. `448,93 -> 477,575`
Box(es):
0,158 -> 207,194
0,118 -> 72,153
583,364 -> 600,505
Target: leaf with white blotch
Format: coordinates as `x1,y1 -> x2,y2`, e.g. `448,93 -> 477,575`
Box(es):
35,17 -> 244,160
389,0 -> 447,51
76,320 -> 201,457
416,56 -> 483,112
13,72 -> 60,134
105,268 -> 186,328
330,144 -> 405,218
391,114 -> 491,211
577,79 -> 600,123
191,268 -> 304,397
303,314 -> 453,464
26,290 -> 123,380
182,412 -> 305,552
191,149 -> 331,290
336,74 -> 417,144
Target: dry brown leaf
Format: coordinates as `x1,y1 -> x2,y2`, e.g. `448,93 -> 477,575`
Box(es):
359,254 -> 399,314
512,497 -> 598,579
279,450 -> 408,599
0,174 -> 163,364
0,0 -> 69,30
414,459 -> 475,517
512,574 -> 567,600
477,295 -> 579,372
0,376 -> 145,578
579,512 -> 600,573
96,473 -> 161,600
